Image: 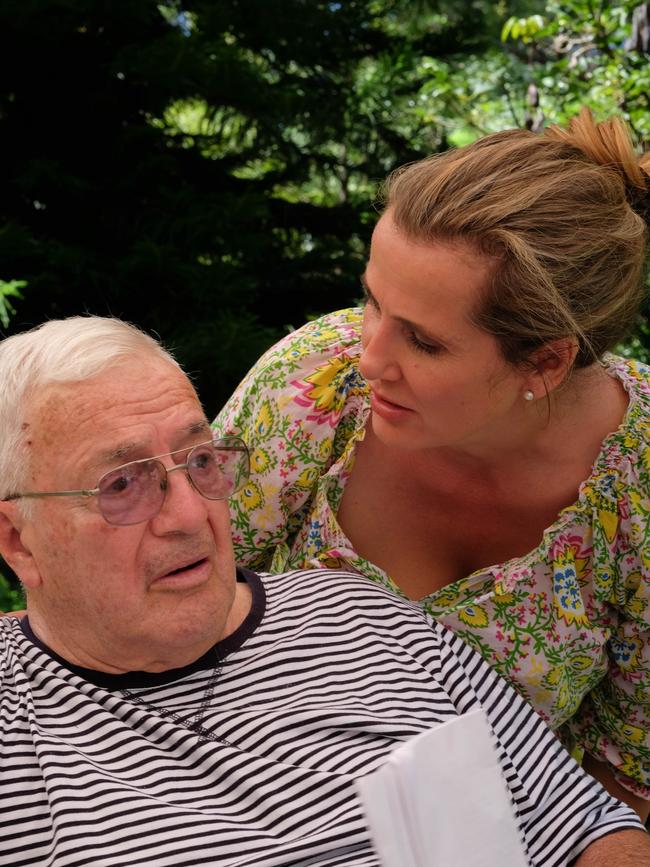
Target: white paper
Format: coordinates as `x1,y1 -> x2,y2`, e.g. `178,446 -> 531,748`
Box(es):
356,708 -> 528,867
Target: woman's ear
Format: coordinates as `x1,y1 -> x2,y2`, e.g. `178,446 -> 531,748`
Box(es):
0,504 -> 42,590
524,338 -> 579,397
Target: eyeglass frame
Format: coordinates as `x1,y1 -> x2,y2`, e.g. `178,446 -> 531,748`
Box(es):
1,435 -> 250,524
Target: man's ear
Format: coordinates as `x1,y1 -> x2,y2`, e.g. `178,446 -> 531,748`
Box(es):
525,338 -> 579,396
0,504 -> 42,590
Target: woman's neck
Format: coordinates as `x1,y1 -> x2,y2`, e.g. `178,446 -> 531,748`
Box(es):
419,362 -> 628,478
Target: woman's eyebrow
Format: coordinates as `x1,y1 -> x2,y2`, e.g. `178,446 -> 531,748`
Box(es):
360,273 -> 377,305
361,273 -> 450,347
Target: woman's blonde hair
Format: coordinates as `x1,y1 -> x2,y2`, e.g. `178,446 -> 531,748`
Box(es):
382,108 -> 650,368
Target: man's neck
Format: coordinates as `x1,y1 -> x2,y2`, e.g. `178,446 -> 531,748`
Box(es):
24,581 -> 253,674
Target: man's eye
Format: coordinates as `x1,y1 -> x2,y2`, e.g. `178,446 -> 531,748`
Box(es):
100,464 -> 150,496
189,449 -> 217,473
101,473 -> 132,495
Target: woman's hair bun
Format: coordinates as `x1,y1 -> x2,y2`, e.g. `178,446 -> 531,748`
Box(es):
629,167 -> 650,226
546,107 -> 650,224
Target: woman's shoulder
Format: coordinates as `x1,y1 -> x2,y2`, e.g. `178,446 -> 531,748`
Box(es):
250,307 -> 364,372
591,356 -> 650,487
584,355 -> 650,491
214,308 -> 368,435
213,310 -> 369,572
604,354 -> 650,407
560,353 -> 649,539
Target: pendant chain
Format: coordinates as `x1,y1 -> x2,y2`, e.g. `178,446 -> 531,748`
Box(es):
122,660 -> 232,746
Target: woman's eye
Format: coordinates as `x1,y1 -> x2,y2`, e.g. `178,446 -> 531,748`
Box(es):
361,283 -> 379,311
407,331 -> 442,356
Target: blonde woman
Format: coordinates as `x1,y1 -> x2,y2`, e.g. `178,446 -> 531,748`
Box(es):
215,109 -> 650,817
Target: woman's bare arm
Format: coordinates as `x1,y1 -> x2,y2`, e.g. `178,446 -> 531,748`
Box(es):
583,753 -> 650,823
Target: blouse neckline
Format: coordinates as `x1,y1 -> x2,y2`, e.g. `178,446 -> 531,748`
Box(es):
316,353 -> 649,605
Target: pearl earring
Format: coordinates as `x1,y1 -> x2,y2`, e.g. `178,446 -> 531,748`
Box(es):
523,390 -> 534,401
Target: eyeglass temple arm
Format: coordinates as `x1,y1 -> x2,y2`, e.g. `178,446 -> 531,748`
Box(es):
2,488 -> 99,502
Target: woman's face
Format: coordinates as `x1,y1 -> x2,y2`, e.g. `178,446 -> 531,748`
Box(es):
360,212 -> 530,455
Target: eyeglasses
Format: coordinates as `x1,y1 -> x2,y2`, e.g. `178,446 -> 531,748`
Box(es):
2,435 -> 250,526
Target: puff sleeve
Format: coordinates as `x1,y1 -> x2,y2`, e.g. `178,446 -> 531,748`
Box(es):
212,308 -> 368,571
564,395 -> 650,797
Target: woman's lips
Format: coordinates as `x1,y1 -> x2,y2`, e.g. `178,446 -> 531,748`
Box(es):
370,390 -> 414,420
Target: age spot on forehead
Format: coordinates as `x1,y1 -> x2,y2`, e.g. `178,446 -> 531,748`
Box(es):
20,420 -> 33,447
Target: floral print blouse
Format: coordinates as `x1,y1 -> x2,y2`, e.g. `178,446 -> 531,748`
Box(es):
213,307 -> 650,798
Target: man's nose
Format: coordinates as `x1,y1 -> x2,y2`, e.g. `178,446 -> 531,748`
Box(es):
151,465 -> 208,534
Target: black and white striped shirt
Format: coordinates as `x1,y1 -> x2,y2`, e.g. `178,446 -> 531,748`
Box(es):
0,568 -> 642,866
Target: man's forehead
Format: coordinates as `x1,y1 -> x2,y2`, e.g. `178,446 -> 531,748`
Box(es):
34,356 -> 188,401
27,362 -> 208,468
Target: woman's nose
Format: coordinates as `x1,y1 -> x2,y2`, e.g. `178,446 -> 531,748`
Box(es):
359,317 -> 401,382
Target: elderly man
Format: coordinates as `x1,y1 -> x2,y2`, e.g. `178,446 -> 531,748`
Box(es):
0,316 -> 647,867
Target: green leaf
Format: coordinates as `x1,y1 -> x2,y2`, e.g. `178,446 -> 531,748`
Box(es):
0,279 -> 27,329
0,570 -> 24,613
501,17 -> 515,42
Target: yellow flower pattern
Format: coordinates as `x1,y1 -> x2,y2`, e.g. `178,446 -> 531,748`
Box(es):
458,605 -> 489,628
239,480 -> 264,511
301,358 -> 349,411
214,308 -> 650,798
254,401 -> 275,438
621,724 -> 646,745
250,448 -> 272,474
294,467 -> 319,490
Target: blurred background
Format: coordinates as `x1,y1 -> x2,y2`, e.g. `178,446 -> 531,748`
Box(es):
1,0 -> 649,605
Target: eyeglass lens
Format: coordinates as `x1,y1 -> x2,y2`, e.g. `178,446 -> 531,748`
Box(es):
96,439 -> 249,526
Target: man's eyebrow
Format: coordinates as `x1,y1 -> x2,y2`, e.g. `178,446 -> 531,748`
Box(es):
97,420 -> 212,466
187,420 -> 211,437
99,442 -> 142,464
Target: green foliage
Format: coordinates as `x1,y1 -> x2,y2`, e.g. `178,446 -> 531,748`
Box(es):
0,279 -> 26,328
499,0 -> 650,134
501,14 -> 546,43
617,315 -> 650,364
0,0 -> 506,406
0,564 -> 23,612
0,0 -> 648,404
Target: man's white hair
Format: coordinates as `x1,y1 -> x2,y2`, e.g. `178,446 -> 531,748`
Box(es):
0,315 -> 182,499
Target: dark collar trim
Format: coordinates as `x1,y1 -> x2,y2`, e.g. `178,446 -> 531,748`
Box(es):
20,567 -> 265,689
